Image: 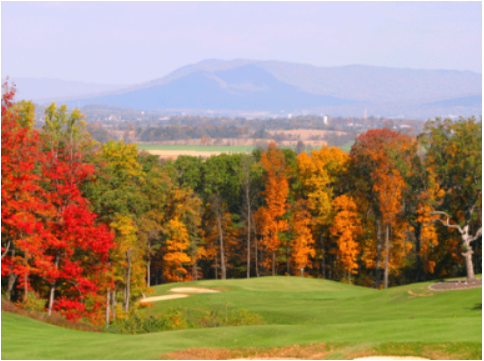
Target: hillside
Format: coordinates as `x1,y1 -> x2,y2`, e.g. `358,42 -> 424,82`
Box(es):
51,59 -> 482,119
2,277 -> 481,359
1,77 -> 128,102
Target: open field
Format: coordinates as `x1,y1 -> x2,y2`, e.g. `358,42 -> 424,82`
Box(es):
137,144 -> 255,152
137,145 -> 254,159
2,277 -> 481,359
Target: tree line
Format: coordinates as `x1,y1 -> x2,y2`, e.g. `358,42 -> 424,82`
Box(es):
2,83 -> 481,325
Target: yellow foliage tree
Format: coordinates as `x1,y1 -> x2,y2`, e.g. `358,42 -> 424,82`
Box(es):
290,200 -> 315,276
330,195 -> 362,283
163,217 -> 191,283
297,146 -> 350,277
110,215 -> 146,315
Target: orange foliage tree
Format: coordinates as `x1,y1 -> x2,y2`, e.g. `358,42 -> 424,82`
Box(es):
330,195 -> 362,283
289,200 -> 315,276
163,217 -> 191,282
258,142 -> 289,276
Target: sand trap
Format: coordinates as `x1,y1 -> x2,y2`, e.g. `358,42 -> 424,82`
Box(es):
233,356 -> 428,360
139,294 -> 189,303
353,357 -> 428,360
169,287 -> 220,294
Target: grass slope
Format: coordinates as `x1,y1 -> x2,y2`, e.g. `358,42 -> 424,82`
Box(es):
2,277 -> 481,359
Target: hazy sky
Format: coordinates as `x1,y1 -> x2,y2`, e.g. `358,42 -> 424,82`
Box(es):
2,2 -> 482,85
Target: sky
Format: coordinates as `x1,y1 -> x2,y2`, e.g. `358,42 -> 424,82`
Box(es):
2,2 -> 482,85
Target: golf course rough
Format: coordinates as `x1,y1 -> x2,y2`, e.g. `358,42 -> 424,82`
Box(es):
1,276 -> 481,360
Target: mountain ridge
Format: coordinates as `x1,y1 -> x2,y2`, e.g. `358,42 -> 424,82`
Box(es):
6,59 -> 481,119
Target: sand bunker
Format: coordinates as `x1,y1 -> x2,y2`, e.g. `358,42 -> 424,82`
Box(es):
429,278 -> 482,291
236,357 -> 428,361
139,294 -> 189,303
139,287 -> 220,303
353,357 -> 428,360
169,287 -> 220,293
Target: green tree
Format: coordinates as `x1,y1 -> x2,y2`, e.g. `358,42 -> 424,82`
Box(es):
421,117 -> 482,282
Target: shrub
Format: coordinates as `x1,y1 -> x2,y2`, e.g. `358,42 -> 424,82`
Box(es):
108,307 -> 264,334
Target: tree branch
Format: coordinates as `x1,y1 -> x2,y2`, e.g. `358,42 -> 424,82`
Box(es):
470,228 -> 482,243
431,211 -> 464,234
1,240 -> 11,260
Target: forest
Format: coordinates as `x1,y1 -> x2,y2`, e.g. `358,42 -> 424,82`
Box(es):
2,83 -> 482,326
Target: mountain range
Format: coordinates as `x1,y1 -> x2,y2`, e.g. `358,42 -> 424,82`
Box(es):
5,59 -> 482,119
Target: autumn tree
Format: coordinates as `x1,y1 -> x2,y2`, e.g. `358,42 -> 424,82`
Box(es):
39,102 -> 114,321
1,84 -> 48,301
289,200 -> 315,276
240,154 -> 262,278
297,146 -> 349,278
201,154 -> 242,279
421,117 -> 482,282
350,128 -> 412,288
258,142 -> 289,276
83,140 -> 147,319
330,195 -> 362,283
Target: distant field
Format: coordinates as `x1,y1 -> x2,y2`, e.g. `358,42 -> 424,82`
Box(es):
341,140 -> 355,152
136,143 -> 353,158
136,144 -> 255,152
136,145 -> 254,159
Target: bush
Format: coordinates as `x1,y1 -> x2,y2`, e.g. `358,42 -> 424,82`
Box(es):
1,297 -> 100,332
108,307 -> 265,334
21,292 -> 46,312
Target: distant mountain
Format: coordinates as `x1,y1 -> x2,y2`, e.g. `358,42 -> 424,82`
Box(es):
64,65 -> 355,112
16,60 -> 483,119
426,94 -> 482,108
2,77 -> 129,102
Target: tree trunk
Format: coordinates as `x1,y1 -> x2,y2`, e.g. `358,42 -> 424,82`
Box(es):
463,250 -> 476,282
375,217 -> 382,289
111,290 -> 117,320
217,213 -> 226,279
7,273 -> 17,302
106,289 -> 111,326
160,251 -> 164,284
47,255 -> 59,317
252,216 -> 259,277
384,224 -> 390,289
414,222 -> 424,282
147,241 -> 151,288
286,240 -> 290,276
24,272 -> 29,301
321,234 -> 326,279
328,254 -> 332,280
6,247 -> 17,301
124,248 -> 132,312
272,251 -> 276,276
247,202 -> 251,279
215,251 -> 218,280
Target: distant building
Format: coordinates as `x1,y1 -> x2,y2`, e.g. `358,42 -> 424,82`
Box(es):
288,113 -> 293,119
323,115 -> 328,125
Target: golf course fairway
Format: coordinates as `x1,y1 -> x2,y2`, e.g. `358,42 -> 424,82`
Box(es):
2,277 -> 481,359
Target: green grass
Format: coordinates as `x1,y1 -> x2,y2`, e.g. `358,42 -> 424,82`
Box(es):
2,277 -> 481,359
340,140 -> 355,152
136,144 -> 254,152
